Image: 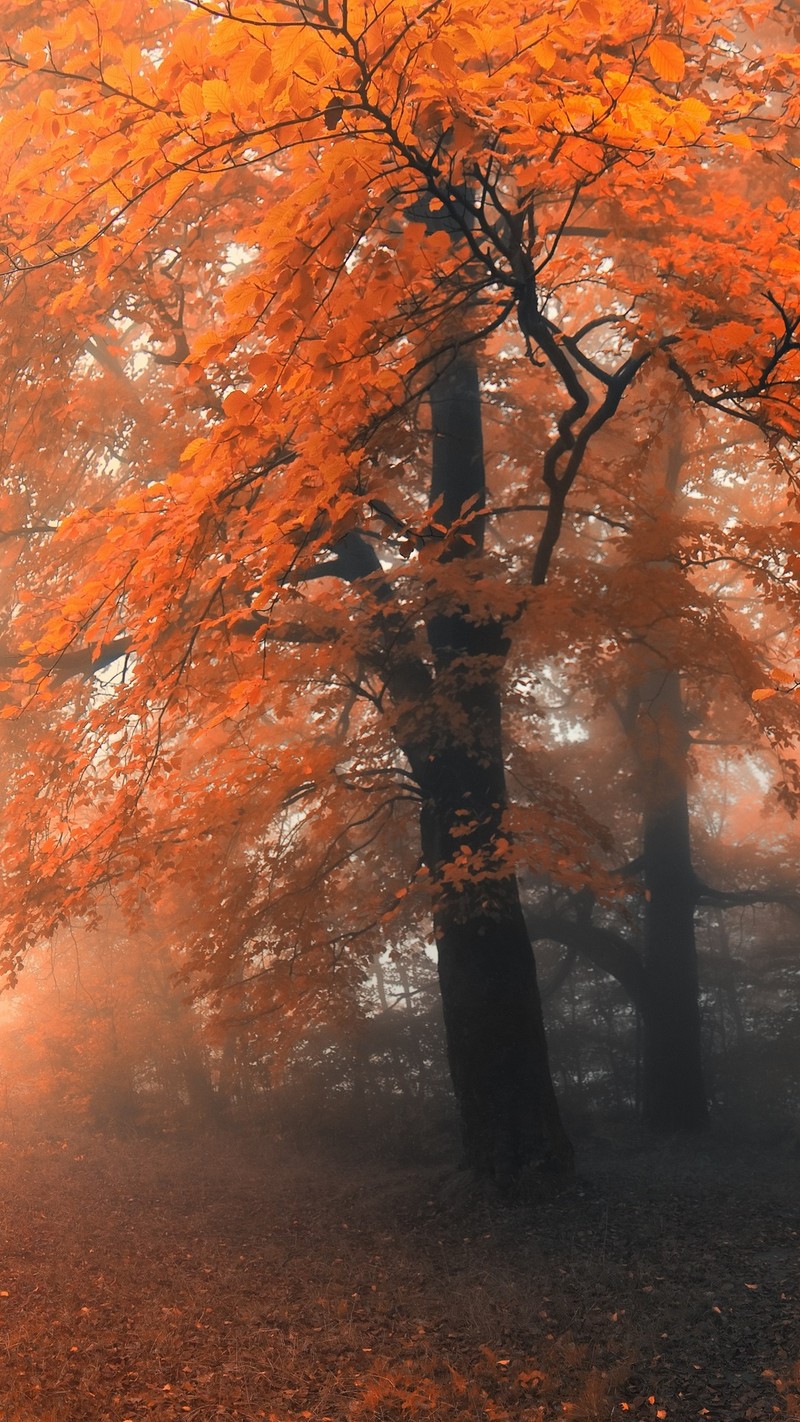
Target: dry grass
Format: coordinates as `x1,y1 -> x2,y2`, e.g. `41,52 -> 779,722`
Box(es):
0,1116 -> 794,1421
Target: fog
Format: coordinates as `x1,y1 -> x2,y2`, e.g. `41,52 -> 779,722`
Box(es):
0,0 -> 796,1416
0,883 -> 796,1149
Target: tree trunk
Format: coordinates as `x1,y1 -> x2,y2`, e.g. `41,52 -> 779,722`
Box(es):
372,954 -> 415,1103
181,1047 -> 222,1123
419,351 -> 572,1179
637,668 -> 708,1131
433,864 -> 572,1178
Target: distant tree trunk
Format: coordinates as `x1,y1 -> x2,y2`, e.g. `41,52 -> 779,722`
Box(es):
636,668 -> 708,1131
91,1053 -> 138,1133
215,966 -> 265,1111
396,961 -> 429,1095
621,413 -> 707,1132
372,954 -> 415,1103
147,945 -> 222,1123
708,907 -> 747,1057
181,1047 -> 221,1123
418,352 -> 572,1179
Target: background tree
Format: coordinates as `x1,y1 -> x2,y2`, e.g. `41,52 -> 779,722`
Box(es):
512,379 -> 800,1131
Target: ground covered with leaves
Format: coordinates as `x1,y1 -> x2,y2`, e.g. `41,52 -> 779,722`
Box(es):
0,1116 -> 795,1421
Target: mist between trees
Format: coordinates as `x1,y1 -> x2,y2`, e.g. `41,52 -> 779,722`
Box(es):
0,0 -> 796,1186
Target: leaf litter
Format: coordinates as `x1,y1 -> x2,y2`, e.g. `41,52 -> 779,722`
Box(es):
0,1123 -> 794,1421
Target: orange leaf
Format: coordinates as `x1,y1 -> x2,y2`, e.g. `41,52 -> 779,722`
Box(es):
179,81 -> 205,119
18,663 -> 43,683
647,38 -> 685,83
202,78 -> 232,115
223,390 -> 259,424
533,38 -> 558,69
430,38 -> 456,75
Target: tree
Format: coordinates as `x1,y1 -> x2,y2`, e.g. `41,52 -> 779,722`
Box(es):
520,386 -> 800,1131
0,0 -> 797,1176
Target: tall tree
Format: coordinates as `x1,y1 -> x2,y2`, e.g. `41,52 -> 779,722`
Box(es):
521,383 -> 800,1131
614,406 -> 709,1131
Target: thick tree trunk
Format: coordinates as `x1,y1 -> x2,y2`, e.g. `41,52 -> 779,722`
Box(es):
418,666 -> 572,1175
637,668 -> 708,1131
434,869 -> 573,1177
419,352 -> 572,1178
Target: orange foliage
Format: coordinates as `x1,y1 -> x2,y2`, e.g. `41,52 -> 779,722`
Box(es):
0,0 -> 796,1068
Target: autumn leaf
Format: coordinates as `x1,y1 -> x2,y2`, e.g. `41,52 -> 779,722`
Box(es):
647,38 -> 686,83
533,38 -> 558,69
179,81 -> 205,119
222,389 -> 259,424
202,78 -> 232,115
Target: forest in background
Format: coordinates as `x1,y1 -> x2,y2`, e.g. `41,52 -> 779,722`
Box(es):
0,894 -> 796,1144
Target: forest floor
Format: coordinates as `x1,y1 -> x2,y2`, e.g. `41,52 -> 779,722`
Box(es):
0,1113 -> 795,1422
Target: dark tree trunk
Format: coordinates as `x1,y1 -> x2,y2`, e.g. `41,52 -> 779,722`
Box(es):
418,352 -> 572,1179
637,668 -> 708,1131
433,864 -> 572,1177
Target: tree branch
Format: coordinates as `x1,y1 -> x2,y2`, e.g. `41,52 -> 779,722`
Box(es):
524,911 -> 648,1011
695,880 -> 800,913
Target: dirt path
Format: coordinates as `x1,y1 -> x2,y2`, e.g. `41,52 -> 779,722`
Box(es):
0,1126 -> 794,1420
